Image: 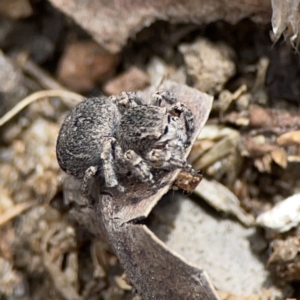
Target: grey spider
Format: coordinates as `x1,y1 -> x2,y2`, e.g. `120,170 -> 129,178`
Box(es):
56,91 -> 195,197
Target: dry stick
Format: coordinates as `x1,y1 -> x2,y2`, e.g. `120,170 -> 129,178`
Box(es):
22,58 -> 65,90
15,53 -> 65,90
0,89 -> 84,127
0,201 -> 37,226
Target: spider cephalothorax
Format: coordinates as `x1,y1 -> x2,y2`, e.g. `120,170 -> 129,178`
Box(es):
56,91 -> 195,197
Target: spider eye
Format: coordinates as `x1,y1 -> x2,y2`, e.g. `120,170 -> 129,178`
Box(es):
164,126 -> 168,134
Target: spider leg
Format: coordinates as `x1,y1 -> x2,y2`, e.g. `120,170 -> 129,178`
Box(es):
113,91 -> 146,113
168,102 -> 194,143
150,92 -> 194,143
150,90 -> 177,106
113,143 -> 156,186
101,137 -> 122,189
124,150 -> 155,185
146,147 -> 193,171
81,165 -> 99,199
81,138 -> 125,197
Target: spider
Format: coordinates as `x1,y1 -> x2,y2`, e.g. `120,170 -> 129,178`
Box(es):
56,91 -> 195,197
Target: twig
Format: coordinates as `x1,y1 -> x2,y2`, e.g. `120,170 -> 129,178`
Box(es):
0,89 -> 84,127
0,201 -> 37,226
22,57 -> 65,90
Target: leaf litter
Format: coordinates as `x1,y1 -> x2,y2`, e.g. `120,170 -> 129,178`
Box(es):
1,1 -> 300,299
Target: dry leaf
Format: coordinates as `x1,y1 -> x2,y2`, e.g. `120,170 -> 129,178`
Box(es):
48,0 -> 271,53
256,193 -> 300,232
271,148 -> 287,168
277,130 -> 300,146
194,178 -> 255,226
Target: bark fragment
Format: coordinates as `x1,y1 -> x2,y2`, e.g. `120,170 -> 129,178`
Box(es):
48,0 -> 271,53
69,81 -> 218,299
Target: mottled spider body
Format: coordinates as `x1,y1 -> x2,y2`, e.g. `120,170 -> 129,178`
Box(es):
56,91 -> 194,196
118,105 -> 187,151
56,97 -> 120,180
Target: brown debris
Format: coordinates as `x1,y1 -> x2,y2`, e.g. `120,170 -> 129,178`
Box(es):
268,235 -> 300,282
0,0 -> 32,19
48,0 -> 271,53
57,41 -> 119,92
240,107 -> 300,171
249,105 -> 300,133
242,135 -> 278,157
270,148 -> 287,169
214,84 -> 248,112
190,126 -> 242,187
0,227 -> 14,262
173,170 -> 202,193
0,115 -> 62,273
17,56 -> 66,90
0,50 -> 28,117
218,289 -> 275,300
0,257 -> 25,296
0,90 -> 84,129
0,200 -> 37,226
103,66 -> 150,95
277,131 -> 300,146
194,178 -> 255,226
2,1 -> 300,298
42,223 -> 80,300
10,204 -> 80,300
222,111 -> 250,127
254,153 -> 273,173
179,38 -> 236,94
194,129 -> 240,169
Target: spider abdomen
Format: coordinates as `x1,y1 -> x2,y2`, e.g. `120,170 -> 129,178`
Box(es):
56,97 -> 120,179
